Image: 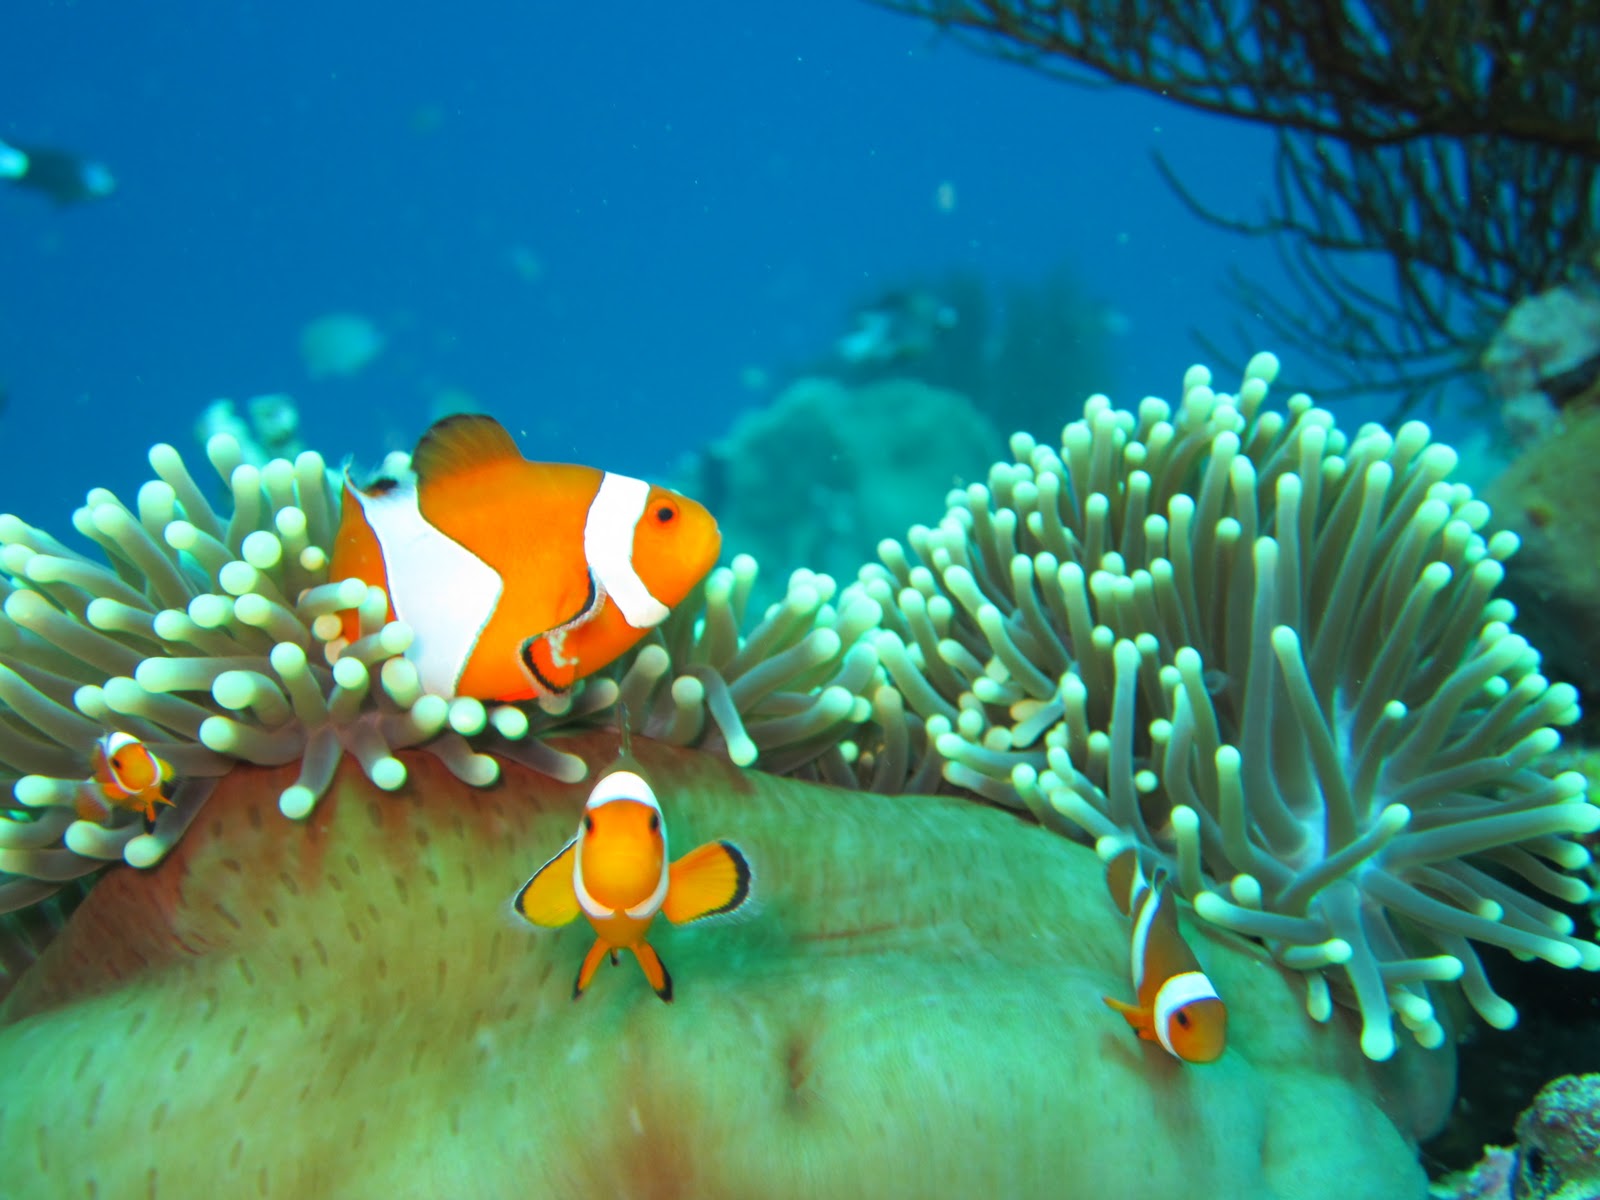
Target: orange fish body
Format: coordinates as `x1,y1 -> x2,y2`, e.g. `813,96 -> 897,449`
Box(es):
78,731 -> 176,823
1101,846 -> 1227,1063
329,414 -> 721,701
513,739 -> 751,1001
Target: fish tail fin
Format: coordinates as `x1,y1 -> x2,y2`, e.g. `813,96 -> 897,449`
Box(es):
631,941 -> 673,1002
663,840 -> 752,923
574,938 -> 610,999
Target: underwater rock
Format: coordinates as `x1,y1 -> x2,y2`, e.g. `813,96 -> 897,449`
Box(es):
1508,1073 -> 1600,1199
683,377 -> 1002,606
1429,1073 -> 1600,1200
1484,406 -> 1600,695
1482,283 -> 1600,441
0,734 -> 1437,1198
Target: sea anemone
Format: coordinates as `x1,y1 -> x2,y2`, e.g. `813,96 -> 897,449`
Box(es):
609,555 -> 885,779
860,352 -> 1599,1059
0,436 -> 520,896
0,433 -> 888,910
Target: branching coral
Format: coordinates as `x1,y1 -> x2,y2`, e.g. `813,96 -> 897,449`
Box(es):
869,2 -> 1600,412
860,352 -> 1599,1059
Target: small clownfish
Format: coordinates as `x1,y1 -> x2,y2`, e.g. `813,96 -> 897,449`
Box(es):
1101,845 -> 1227,1063
329,413 -> 721,701
78,732 -> 177,824
512,720 -> 751,1002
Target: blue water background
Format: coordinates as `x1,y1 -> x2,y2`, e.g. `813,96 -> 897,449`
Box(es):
2,2 -> 1421,537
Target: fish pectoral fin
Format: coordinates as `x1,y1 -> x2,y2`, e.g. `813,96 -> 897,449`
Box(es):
663,840 -> 752,924
513,837 -> 582,927
155,758 -> 178,801
516,571 -> 605,695
1101,995 -> 1149,1033
631,942 -> 674,1002
519,634 -> 578,694
574,938 -> 611,999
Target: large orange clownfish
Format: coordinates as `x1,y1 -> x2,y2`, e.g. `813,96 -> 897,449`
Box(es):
329,414 -> 721,701
1101,845 -> 1228,1063
512,721 -> 751,1001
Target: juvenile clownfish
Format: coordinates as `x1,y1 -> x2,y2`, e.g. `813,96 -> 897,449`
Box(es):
329,414 -> 721,701
78,732 -> 177,824
1101,845 -> 1227,1063
512,720 -> 751,1001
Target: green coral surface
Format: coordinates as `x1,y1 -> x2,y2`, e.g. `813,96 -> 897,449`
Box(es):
0,735 -> 1437,1198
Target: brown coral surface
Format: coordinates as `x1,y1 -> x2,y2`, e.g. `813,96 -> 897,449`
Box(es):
0,736 -> 1437,1198
1485,406 -> 1600,696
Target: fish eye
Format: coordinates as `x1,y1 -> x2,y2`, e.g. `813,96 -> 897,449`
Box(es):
648,812 -> 659,832
583,814 -> 594,833
1175,1010 -> 1191,1028
654,502 -> 677,523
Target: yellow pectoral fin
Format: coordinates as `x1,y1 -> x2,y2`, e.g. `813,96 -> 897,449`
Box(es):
513,837 -> 582,927
663,840 -> 752,924
155,755 -> 177,798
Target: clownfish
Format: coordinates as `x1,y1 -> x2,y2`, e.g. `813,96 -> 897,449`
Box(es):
329,413 -> 721,701
512,719 -> 751,1001
77,732 -> 177,824
1101,845 -> 1227,1063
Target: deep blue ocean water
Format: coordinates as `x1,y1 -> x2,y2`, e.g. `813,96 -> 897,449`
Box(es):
2,2 -> 1408,538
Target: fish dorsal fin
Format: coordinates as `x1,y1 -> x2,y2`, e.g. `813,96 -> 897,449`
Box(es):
1103,845 -> 1146,918
411,414 -> 525,488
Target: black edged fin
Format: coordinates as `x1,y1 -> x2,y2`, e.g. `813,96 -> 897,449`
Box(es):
713,841 -> 753,917
512,837 -> 581,927
632,941 -> 674,1002
663,840 -> 753,924
411,414 -> 524,487
518,635 -> 570,696
515,570 -> 600,694
573,938 -> 609,1000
